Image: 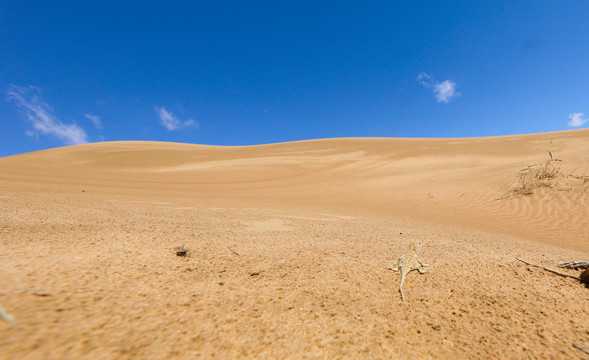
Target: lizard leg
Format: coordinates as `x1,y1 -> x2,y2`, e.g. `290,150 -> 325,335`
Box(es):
417,256 -> 429,268
388,255 -> 405,271
415,258 -> 430,273
417,266 -> 430,274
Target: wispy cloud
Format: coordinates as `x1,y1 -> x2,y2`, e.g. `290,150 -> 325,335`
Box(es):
155,106 -> 199,131
155,106 -> 180,130
418,72 -> 460,103
418,72 -> 433,87
6,85 -> 88,145
84,113 -> 102,129
567,112 -> 588,127
183,118 -> 199,129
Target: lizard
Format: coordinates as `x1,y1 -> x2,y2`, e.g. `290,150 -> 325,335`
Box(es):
387,241 -> 430,301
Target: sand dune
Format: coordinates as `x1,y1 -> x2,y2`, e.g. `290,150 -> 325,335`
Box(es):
1,130 -> 588,358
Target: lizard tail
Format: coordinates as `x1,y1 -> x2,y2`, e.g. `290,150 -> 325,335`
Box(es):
399,273 -> 406,302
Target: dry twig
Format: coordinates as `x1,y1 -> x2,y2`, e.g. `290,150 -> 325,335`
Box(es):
227,246 -> 240,256
515,257 -> 579,280
0,286 -> 51,297
572,343 -> 589,355
558,261 -> 589,270
547,150 -> 562,162
443,290 -> 454,303
0,306 -> 14,323
581,268 -> 589,286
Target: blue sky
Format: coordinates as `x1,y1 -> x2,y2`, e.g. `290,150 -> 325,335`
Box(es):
1,1 -> 588,156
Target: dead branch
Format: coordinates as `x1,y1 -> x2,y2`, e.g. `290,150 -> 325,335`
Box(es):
443,290 -> 454,303
547,150 -> 562,161
572,343 -> 589,355
227,246 -> 240,256
581,268 -> 589,285
0,286 -> 51,296
558,261 -> 589,270
0,306 -> 14,323
515,257 -> 579,280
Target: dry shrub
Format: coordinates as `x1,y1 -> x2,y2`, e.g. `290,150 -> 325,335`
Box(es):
566,173 -> 589,184
499,151 -> 589,200
513,159 -> 561,196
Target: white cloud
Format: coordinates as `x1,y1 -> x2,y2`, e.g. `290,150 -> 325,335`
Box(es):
434,80 -> 459,103
418,73 -> 460,103
84,113 -> 102,129
567,113 -> 588,127
155,106 -> 198,131
7,85 -> 88,145
155,106 -> 181,130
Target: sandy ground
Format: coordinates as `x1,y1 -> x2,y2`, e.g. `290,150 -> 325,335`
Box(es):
1,129 -> 588,359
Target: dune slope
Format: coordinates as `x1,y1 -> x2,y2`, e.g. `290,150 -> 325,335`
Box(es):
1,130 -> 588,358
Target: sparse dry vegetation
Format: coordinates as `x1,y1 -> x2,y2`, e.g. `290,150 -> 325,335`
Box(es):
499,158 -> 562,199
499,151 -> 589,199
515,159 -> 561,196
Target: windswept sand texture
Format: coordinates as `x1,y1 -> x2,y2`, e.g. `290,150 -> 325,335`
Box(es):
1,129 -> 588,359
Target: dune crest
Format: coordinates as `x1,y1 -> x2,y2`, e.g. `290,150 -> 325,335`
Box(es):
2,129 -> 588,252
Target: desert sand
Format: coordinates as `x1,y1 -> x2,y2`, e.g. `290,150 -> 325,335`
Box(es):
1,129 -> 588,359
